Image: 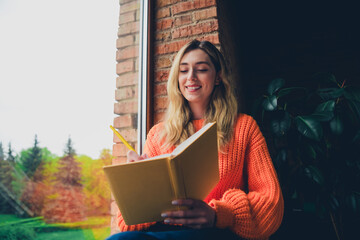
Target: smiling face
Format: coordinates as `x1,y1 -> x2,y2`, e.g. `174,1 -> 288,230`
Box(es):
178,49 -> 220,117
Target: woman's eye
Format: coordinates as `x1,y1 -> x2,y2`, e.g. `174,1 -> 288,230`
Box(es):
180,70 -> 188,73
197,69 -> 208,72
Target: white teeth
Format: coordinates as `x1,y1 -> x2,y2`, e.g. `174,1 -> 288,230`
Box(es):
187,86 -> 201,90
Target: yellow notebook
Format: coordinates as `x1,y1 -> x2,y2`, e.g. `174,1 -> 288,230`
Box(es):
103,122 -> 219,225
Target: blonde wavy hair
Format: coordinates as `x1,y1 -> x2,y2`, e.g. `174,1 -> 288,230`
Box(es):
161,40 -> 238,149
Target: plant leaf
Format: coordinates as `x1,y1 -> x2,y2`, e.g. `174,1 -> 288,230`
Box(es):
347,99 -> 360,120
262,95 -> 277,111
328,194 -> 340,212
345,192 -> 360,214
303,142 -> 317,160
315,100 -> 335,112
329,115 -> 344,135
317,88 -> 344,101
310,112 -> 334,122
295,116 -> 323,141
277,87 -> 306,98
311,100 -> 335,121
344,86 -> 360,102
267,78 -> 285,95
270,111 -> 291,136
304,165 -> 325,186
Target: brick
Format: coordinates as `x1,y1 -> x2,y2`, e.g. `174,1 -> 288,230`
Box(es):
110,203 -> 120,234
156,7 -> 171,19
156,18 -> 173,30
112,143 -> 129,157
116,60 -> 134,75
116,35 -> 134,49
114,100 -> 138,114
120,0 -> 134,4
172,0 -> 216,15
134,34 -> 140,45
155,31 -> 171,41
193,6 -> 217,21
113,128 -> 138,143
155,56 -> 172,69
155,70 -> 170,82
116,45 -> 139,61
119,11 -> 135,24
135,9 -> 141,21
174,14 -> 192,27
114,115 -> 134,128
115,86 -> 137,101
154,96 -> 169,111
155,39 -> 188,55
156,0 -> 179,8
172,20 -> 218,39
116,72 -> 138,87
154,83 -> 168,96
193,0 -> 216,8
172,1 -> 193,15
118,21 -> 140,36
120,1 -> 140,14
199,34 -> 220,45
135,57 -> 139,71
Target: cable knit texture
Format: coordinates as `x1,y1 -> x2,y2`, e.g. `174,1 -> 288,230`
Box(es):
117,114 -> 284,240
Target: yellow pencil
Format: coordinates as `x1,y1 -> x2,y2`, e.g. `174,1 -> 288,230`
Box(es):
110,125 -> 137,153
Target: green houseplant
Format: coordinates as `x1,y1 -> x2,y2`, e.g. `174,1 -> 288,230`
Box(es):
253,73 -> 360,240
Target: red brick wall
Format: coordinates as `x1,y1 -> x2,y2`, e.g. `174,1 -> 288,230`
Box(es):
111,0 -> 220,234
113,0 -> 140,164
111,0 -> 140,233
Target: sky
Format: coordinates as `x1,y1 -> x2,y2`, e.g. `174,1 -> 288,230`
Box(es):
0,0 -> 120,159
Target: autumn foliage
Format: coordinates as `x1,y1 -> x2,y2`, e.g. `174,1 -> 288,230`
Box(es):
2,137 -> 113,225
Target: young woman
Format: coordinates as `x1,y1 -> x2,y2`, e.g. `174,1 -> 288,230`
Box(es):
107,40 -> 284,240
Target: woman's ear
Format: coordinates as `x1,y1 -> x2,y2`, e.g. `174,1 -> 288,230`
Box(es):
215,71 -> 222,85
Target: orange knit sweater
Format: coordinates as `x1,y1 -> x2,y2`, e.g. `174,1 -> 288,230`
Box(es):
117,114 -> 284,240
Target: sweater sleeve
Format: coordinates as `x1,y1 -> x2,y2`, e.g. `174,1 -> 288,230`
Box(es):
209,119 -> 284,240
116,124 -> 163,232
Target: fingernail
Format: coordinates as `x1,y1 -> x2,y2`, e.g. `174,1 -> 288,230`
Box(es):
164,219 -> 170,223
161,213 -> 167,217
172,200 -> 178,205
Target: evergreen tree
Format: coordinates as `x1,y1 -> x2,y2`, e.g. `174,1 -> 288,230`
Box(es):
0,143 -> 16,213
55,137 -> 81,186
0,143 -> 15,191
64,136 -> 76,157
0,142 -> 4,160
7,143 -> 15,163
20,135 -> 43,180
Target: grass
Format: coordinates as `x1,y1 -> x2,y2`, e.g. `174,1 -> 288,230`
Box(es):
0,214 -> 111,240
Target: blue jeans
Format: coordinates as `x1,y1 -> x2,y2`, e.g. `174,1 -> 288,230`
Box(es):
106,224 -> 241,240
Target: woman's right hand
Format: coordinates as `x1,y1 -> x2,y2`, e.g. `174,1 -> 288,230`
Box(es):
127,150 -> 148,162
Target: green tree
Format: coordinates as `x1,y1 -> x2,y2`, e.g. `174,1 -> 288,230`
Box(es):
63,136 -> 76,157
7,142 -> 15,163
20,135 -> 44,180
0,142 -> 15,191
0,142 -> 4,160
0,142 -> 16,213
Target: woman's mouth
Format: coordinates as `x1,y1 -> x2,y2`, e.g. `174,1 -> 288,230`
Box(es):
186,85 -> 201,91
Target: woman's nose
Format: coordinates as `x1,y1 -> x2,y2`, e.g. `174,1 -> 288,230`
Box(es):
187,69 -> 196,80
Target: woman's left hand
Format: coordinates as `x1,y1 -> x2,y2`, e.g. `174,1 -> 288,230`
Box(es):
161,199 -> 216,229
